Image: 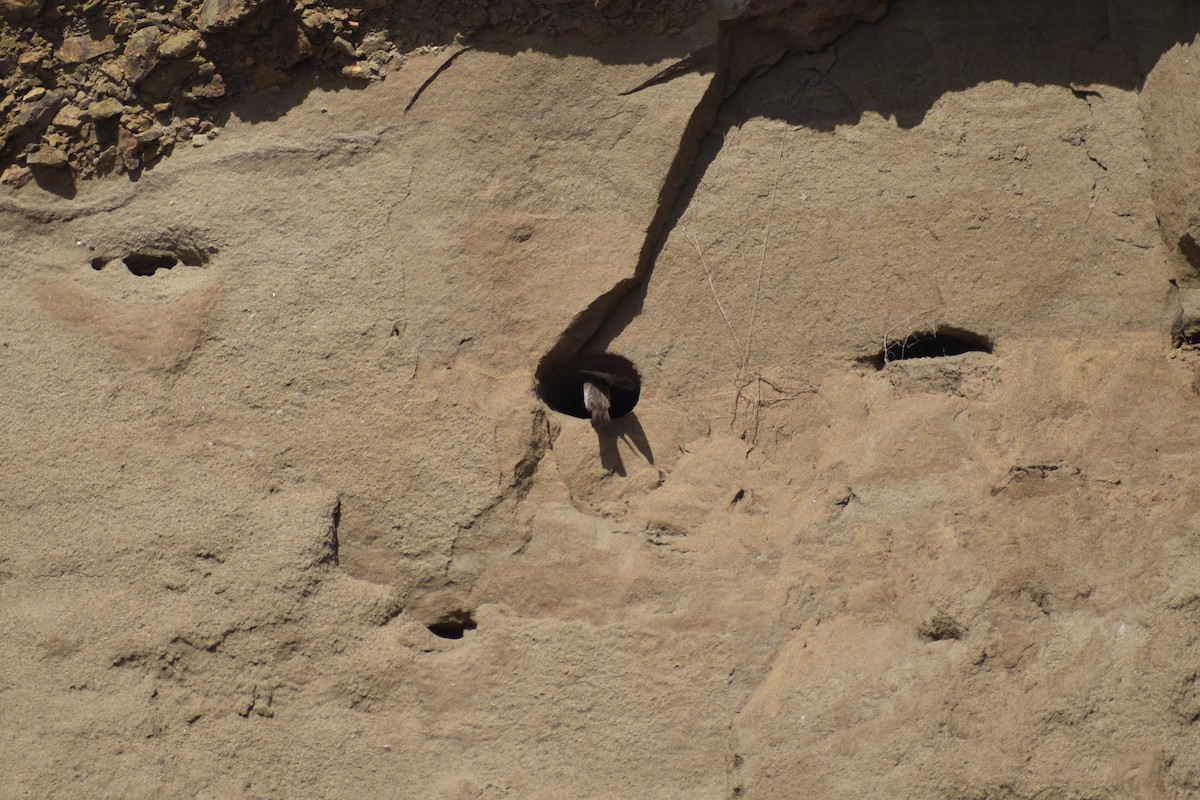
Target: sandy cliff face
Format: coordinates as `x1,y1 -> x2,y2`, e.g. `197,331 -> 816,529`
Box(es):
3,1 -> 1200,798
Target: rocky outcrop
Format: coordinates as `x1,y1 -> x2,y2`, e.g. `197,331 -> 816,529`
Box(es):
0,0 -> 708,185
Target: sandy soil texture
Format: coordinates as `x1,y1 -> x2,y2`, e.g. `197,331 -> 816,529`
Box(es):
4,1 -> 1200,798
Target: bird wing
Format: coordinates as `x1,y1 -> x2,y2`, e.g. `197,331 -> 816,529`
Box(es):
579,370 -> 636,390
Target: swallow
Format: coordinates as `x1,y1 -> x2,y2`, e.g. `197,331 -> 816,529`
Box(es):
583,380 -> 611,425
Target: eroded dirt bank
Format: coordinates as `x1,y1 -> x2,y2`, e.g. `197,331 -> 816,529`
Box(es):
3,1 -> 1200,798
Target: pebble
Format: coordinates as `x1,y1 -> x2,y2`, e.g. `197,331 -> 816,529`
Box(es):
191,133 -> 210,147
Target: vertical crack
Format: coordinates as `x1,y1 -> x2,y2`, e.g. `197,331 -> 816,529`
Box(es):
1070,85 -> 1108,215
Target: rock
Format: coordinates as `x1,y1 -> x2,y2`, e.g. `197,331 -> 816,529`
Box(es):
135,126 -> 165,144
42,129 -> 67,147
300,8 -> 330,31
274,23 -> 314,68
340,63 -> 373,80
185,74 -> 226,100
1144,44 -> 1200,279
462,7 -> 489,27
140,57 -> 201,96
0,164 -> 31,187
17,50 -> 44,68
0,0 -> 42,19
159,30 -> 201,60
198,0 -> 263,32
51,105 -> 84,130
94,145 -> 117,174
14,92 -> 64,130
56,35 -> 119,65
356,31 -> 391,59
85,97 -> 125,120
117,126 -> 139,170
191,133 -> 209,147
25,145 -> 68,169
123,27 -> 163,84
98,62 -> 126,84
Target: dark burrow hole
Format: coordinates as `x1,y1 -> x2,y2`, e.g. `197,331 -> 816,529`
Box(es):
536,352 -> 641,421
91,246 -> 208,276
866,326 -> 993,369
122,252 -> 179,276
426,610 -> 477,640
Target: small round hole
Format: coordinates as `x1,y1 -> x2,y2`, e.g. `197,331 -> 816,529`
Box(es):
536,353 -> 641,422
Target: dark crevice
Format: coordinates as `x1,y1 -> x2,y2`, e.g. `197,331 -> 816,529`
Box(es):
404,45 -> 474,114
327,499 -> 341,567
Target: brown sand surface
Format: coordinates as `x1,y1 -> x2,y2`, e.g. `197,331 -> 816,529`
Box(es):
4,1 -> 1200,797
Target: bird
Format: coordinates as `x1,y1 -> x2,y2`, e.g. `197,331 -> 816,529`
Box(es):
583,380 -> 611,425
580,369 -> 637,426
579,369 -> 636,390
